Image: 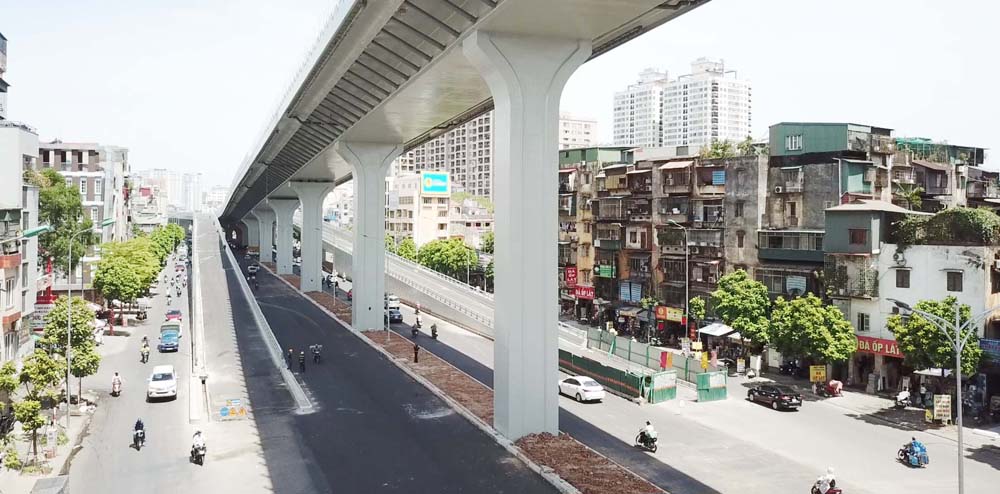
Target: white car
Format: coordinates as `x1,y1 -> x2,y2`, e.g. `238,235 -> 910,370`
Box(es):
385,295 -> 401,310
247,264 -> 259,275
558,375 -> 606,402
147,365 -> 178,401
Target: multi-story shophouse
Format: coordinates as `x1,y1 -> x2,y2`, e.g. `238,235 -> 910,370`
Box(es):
559,147 -> 633,323
892,137 -> 989,212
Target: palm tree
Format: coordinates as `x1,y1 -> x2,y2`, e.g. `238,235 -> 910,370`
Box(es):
894,183 -> 924,210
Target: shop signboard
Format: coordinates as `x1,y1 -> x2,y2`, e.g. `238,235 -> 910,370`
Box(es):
856,335 -> 903,358
565,267 -> 578,288
31,303 -> 54,331
573,285 -> 595,300
655,306 -> 668,320
736,358 -> 746,374
657,306 -> 683,322
809,365 -> 827,383
681,338 -> 691,353
933,394 -> 952,421
420,171 -> 450,195
596,265 -> 615,278
981,338 -> 1000,363
708,372 -> 725,388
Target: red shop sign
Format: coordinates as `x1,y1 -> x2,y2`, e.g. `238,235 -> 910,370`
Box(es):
856,335 -> 903,358
565,267 -> 578,288
574,285 -> 595,300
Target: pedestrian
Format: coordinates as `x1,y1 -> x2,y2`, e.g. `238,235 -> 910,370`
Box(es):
286,348 -> 294,370
333,280 -> 339,295
298,351 -> 306,373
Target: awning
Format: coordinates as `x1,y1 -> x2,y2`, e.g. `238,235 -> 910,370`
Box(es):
558,168 -> 574,174
618,308 -> 640,317
914,368 -> 952,377
699,322 -> 737,337
911,159 -> 950,172
626,169 -> 652,175
780,166 -> 802,171
658,161 -> 693,170
602,164 -> 629,171
728,332 -> 750,343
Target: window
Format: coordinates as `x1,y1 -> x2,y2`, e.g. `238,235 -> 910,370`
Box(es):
734,201 -> 744,218
438,223 -> 447,231
848,229 -> 868,245
788,202 -> 797,217
91,208 -> 99,221
856,313 -> 870,332
785,134 -> 803,151
947,271 -> 963,292
895,269 -> 910,288
3,277 -> 14,309
65,177 -> 72,188
79,179 -> 87,195
736,230 -> 745,248
95,178 -> 102,193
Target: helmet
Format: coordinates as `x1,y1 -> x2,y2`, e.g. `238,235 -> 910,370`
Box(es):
826,467 -> 835,475
646,421 -> 651,426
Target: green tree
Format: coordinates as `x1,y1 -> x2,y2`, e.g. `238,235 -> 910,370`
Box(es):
480,231 -> 494,254
93,256 -> 144,306
710,270 -> 771,352
769,294 -> 856,363
688,296 -> 706,323
14,350 -> 66,459
385,234 -> 397,254
887,296 -> 983,376
894,183 -> 924,211
37,168 -> 96,274
699,140 -> 736,159
39,296 -> 96,358
165,223 -> 186,248
102,237 -> 160,288
417,238 -> 478,279
484,260 -> 494,292
737,136 -> 755,157
69,345 -> 101,400
12,400 -> 46,460
396,237 -> 417,261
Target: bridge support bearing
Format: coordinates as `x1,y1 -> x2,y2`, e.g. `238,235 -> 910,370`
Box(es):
291,182 -> 334,293
464,30 -> 591,440
252,207 -> 276,261
242,216 -> 260,249
270,199 -> 300,275
334,141 -> 403,333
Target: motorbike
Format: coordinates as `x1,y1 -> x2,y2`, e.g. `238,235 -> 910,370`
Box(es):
411,326 -> 419,338
895,390 -> 912,409
311,345 -> 322,364
112,381 -> 122,397
810,480 -> 841,494
897,442 -> 929,468
814,381 -> 842,398
190,444 -> 207,465
778,361 -> 801,377
140,348 -> 150,364
634,431 -> 658,453
133,429 -> 145,450
430,324 -> 438,340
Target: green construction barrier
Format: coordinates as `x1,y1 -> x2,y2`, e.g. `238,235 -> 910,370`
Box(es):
559,349 -> 644,398
696,371 -> 728,402
645,370 -> 678,404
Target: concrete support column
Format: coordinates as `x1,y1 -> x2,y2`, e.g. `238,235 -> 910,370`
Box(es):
252,207 -> 276,261
291,182 -> 333,292
269,199 -> 299,275
334,141 -> 402,331
242,216 -> 260,248
464,30 -> 591,439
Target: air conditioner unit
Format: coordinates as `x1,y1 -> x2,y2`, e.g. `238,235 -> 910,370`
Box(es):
774,186 -> 784,194
690,246 -> 701,254
665,177 -> 674,186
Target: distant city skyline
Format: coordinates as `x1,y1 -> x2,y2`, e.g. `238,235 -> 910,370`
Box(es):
1,0 -> 995,193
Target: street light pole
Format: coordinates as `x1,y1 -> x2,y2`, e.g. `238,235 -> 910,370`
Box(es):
888,298 -> 999,494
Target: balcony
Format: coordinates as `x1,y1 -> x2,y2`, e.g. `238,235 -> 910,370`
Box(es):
558,231 -> 579,244
967,182 -> 1000,199
924,186 -> 949,196
757,230 -> 825,263
661,172 -> 691,194
892,169 -> 916,184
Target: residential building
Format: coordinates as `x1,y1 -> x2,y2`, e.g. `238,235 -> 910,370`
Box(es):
0,120 -> 38,363
203,185 -> 229,212
181,172 -> 203,212
613,59 -> 752,152
385,171 -> 451,247
893,137 -> 989,212
558,113 -> 598,150
0,32 -> 8,120
37,141 -> 131,297
448,199 -> 493,250
323,185 -> 354,228
409,113 -> 493,199
131,185 -> 168,234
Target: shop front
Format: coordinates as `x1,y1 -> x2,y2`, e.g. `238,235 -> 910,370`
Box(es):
573,285 -> 596,323
851,335 -> 905,393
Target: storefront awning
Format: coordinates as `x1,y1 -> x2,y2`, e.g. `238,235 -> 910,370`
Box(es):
618,308 -> 640,317
626,169 -> 652,175
914,368 -> 952,377
698,322 -> 736,337
658,161 -> 693,170
558,168 -> 574,174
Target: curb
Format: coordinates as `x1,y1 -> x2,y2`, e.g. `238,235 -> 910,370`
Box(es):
189,217 -> 207,424
214,220 -> 314,414
262,266 -> 580,494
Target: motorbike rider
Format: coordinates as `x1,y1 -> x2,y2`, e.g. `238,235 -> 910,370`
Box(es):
639,421 -> 657,445
133,418 -> 145,445
112,372 -> 123,391
191,430 -> 206,453
140,341 -> 150,361
298,351 -> 306,373
812,467 -> 836,494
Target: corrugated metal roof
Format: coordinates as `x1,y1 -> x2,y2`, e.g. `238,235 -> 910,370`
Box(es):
911,159 -> 951,172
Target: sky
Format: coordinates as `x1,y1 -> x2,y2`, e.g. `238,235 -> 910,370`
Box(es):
3,0 -> 998,191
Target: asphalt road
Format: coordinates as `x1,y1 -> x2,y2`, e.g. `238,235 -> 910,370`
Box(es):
246,260 -> 556,493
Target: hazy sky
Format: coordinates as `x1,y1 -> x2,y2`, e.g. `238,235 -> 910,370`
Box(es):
3,0 -> 997,190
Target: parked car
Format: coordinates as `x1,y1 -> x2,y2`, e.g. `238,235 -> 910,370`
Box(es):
385,295 -> 400,310
747,384 -> 802,410
385,308 -> 403,324
158,329 -> 180,352
147,365 -> 178,401
558,376 -> 606,403
165,309 -> 183,322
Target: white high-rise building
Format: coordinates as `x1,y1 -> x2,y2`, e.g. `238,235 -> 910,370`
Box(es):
409,112 -> 493,199
613,59 -> 752,152
181,172 -> 203,212
612,68 -> 670,149
558,113 -> 598,150
662,58 -> 751,149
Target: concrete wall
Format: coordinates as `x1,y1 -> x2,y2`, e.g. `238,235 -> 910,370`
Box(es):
0,125 -> 37,209
765,162 -> 839,230
825,210 -> 882,254
723,155 -> 765,274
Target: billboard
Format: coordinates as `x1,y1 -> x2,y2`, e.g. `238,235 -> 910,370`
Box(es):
420,171 -> 450,196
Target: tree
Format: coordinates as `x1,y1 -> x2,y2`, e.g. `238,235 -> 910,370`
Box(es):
894,183 -> 924,210
710,270 -> 771,351
688,296 -> 706,323
417,238 -> 478,279
39,296 -> 96,359
699,140 -> 735,159
15,351 -> 66,460
480,231 -> 494,254
384,234 -> 397,255
887,296 -> 983,376
69,345 -> 101,400
396,237 -> 417,261
484,260 -> 494,292
737,136 -> 755,157
93,256 -> 144,306
12,400 -> 45,460
101,237 -> 160,288
769,294 -> 856,364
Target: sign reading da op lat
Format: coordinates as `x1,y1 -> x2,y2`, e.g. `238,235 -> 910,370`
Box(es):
856,335 -> 903,358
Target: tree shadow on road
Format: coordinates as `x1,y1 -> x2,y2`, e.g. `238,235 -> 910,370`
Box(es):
966,443 -> 1000,470
843,407 -> 944,433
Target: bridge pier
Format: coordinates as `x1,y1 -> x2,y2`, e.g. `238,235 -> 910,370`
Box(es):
252,206 -> 276,262
242,216 -> 260,249
464,30 -> 591,440
291,182 -> 334,292
335,141 -> 403,332
270,198 -> 300,275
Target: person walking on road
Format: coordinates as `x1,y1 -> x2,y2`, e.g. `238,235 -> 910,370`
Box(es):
298,351 -> 306,373
286,348 -> 295,370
